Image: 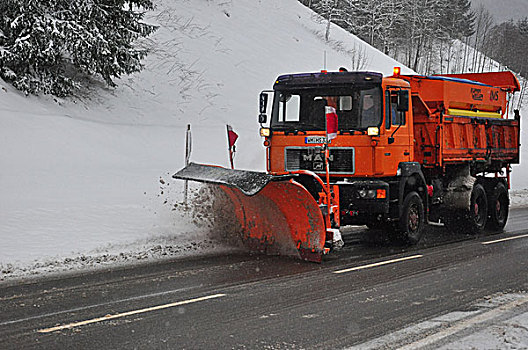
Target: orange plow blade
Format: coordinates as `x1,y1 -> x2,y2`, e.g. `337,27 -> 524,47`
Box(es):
173,163 -> 326,262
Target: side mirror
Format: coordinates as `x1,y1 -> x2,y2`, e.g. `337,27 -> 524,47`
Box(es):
259,113 -> 267,124
397,90 -> 409,112
259,92 -> 268,114
388,137 -> 395,144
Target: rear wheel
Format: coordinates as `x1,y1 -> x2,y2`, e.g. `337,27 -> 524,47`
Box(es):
467,183 -> 488,234
399,191 -> 425,244
446,183 -> 488,234
486,182 -> 509,231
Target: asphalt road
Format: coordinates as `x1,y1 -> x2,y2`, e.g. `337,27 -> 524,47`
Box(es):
1,208 -> 528,349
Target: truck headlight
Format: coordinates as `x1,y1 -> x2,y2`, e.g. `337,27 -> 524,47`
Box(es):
358,188 -> 385,199
367,127 -> 379,136
260,127 -> 271,137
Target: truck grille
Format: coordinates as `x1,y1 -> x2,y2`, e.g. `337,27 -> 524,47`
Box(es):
285,147 -> 355,174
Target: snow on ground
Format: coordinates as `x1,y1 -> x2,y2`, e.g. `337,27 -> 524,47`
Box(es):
511,189 -> 528,208
0,0 -> 413,280
350,292 -> 528,349
0,0 -> 527,281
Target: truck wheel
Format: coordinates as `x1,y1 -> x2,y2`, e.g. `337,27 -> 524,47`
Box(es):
486,182 -> 509,232
466,183 -> 488,234
399,191 -> 425,244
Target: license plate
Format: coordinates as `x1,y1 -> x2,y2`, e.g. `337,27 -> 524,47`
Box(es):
305,136 -> 326,144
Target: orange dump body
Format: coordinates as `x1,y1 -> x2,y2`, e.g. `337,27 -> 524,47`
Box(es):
405,74 -> 513,113
403,72 -> 521,168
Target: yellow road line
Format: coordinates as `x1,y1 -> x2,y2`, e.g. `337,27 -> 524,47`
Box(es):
333,255 -> 423,274
37,293 -> 226,333
482,233 -> 528,245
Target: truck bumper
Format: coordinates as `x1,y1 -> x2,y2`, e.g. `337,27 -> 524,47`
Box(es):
338,180 -> 390,225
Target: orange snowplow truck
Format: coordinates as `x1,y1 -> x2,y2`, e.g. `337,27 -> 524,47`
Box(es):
174,69 -> 521,262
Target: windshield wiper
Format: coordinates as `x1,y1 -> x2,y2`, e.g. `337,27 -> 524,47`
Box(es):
277,122 -> 323,135
294,122 -> 322,129
284,128 -> 307,135
339,128 -> 366,134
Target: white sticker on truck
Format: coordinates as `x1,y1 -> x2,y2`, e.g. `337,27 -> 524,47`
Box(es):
305,136 -> 327,144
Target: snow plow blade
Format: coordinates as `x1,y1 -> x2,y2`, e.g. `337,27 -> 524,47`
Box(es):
173,163 -> 326,262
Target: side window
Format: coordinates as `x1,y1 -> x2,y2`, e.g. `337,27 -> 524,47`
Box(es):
278,94 -> 300,122
338,96 -> 353,111
359,90 -> 381,128
385,90 -> 391,129
390,93 -> 406,125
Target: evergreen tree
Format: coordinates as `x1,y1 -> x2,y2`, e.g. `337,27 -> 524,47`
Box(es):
0,0 -> 157,96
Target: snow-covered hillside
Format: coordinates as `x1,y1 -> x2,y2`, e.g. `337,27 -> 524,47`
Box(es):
0,0 -> 414,279
0,0 -> 526,280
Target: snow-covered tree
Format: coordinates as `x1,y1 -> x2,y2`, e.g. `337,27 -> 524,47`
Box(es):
301,0 -> 476,75
470,5 -> 495,73
347,0 -> 404,55
0,0 -> 157,96
309,0 -> 352,41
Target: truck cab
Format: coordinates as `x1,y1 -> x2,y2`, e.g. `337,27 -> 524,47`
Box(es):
259,71 -> 419,231
262,71 -> 412,178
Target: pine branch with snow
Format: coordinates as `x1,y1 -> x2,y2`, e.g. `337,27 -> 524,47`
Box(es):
0,0 -> 157,96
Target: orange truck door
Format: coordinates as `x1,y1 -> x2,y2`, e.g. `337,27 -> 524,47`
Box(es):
376,89 -> 413,176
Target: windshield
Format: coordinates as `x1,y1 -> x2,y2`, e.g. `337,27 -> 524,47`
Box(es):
271,87 -> 382,132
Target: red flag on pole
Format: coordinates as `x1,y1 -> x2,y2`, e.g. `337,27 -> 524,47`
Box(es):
227,124 -> 238,148
226,125 -> 238,169
325,106 -> 338,140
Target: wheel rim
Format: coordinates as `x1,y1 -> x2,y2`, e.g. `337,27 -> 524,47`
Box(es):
474,192 -> 486,227
408,203 -> 420,233
496,194 -> 507,223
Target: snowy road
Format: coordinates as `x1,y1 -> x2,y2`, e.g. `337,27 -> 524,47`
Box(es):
1,208 -> 528,349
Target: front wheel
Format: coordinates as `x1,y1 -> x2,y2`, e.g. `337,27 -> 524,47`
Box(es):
399,191 -> 425,244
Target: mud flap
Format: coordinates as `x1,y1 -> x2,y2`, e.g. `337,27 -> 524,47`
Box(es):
173,163 -> 326,262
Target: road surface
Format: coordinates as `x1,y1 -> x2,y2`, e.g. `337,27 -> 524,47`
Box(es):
1,208 -> 528,349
